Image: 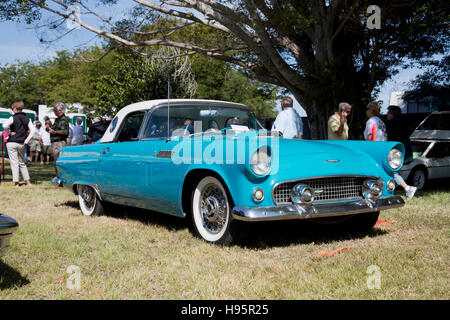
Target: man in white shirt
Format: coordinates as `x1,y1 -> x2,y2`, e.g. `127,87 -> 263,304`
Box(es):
271,96 -> 303,139
71,118 -> 84,146
39,120 -> 53,165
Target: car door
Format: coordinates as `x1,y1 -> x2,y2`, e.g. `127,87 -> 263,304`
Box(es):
139,105 -> 192,216
95,111 -> 147,206
425,142 -> 450,179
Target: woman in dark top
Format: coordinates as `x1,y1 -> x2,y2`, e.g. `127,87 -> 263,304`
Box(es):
3,101 -> 35,187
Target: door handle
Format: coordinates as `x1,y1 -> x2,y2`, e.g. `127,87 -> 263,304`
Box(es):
102,147 -> 110,154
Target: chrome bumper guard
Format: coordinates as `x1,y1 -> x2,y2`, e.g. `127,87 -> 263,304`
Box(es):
232,196 -> 405,222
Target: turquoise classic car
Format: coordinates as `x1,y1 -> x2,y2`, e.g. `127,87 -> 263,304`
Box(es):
56,99 -> 405,245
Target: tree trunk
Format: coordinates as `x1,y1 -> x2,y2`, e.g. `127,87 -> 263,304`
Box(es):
298,99 -> 335,140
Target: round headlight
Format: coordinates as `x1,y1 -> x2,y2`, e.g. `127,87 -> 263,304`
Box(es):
387,148 -> 402,170
250,147 -> 271,176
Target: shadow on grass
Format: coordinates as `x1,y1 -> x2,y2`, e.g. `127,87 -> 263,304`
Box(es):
1,162 -> 55,185
0,261 -> 30,290
232,219 -> 389,249
104,205 -> 190,232
55,200 -> 79,210
68,200 -> 390,248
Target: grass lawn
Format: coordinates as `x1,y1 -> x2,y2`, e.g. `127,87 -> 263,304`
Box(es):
0,161 -> 448,299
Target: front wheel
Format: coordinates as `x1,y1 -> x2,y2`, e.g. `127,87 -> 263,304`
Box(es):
191,176 -> 234,245
77,184 -> 104,216
410,168 -> 426,190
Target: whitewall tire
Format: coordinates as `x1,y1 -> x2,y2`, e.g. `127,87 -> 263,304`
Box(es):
77,184 -> 104,216
191,176 -> 233,245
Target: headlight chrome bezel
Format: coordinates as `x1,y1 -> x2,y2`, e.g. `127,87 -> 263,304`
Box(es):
249,146 -> 271,176
387,148 -> 403,170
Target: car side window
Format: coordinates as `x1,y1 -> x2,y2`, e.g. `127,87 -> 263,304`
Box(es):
116,111 -> 146,142
426,142 -> 450,159
143,108 -> 170,138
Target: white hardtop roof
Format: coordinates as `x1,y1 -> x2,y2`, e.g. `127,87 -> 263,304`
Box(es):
115,99 -> 249,117
100,99 -> 250,143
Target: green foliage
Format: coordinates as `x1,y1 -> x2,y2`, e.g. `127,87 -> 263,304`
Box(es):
404,55 -> 450,109
95,50 -> 195,117
0,48 -> 112,112
191,55 -> 278,118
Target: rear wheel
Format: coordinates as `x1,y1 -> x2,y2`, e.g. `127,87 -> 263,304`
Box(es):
77,184 -> 104,216
191,176 -> 234,245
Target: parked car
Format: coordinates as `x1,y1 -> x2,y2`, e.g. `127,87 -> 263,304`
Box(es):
0,214 -> 19,257
399,111 -> 450,189
56,99 -> 406,245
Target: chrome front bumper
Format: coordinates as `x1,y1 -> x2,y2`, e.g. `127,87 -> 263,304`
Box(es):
232,196 -> 405,222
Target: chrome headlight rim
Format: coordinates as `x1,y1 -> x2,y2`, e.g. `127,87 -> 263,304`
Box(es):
387,148 -> 403,170
250,146 -> 271,176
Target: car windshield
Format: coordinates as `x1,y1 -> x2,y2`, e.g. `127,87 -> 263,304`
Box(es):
143,105 -> 264,138
411,141 -> 431,158
417,114 -> 450,130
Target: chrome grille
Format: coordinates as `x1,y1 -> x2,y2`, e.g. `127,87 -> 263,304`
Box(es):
272,176 -> 370,204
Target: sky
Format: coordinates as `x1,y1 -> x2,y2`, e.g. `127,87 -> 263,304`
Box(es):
0,3 -> 424,116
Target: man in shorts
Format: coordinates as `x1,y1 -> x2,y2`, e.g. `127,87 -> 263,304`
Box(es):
29,120 -> 42,163
39,120 -> 53,165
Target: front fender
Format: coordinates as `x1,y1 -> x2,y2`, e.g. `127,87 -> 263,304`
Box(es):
323,140 -> 405,175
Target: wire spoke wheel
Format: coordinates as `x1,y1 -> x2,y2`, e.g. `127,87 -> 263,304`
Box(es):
192,176 -> 233,245
77,184 -> 103,216
200,184 -> 228,234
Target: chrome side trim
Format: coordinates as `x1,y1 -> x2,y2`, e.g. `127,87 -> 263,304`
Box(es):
232,195 -> 404,222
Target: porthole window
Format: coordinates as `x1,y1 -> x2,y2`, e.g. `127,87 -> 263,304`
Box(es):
109,116 -> 118,133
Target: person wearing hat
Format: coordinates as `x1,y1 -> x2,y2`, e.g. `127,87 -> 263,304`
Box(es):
29,120 -> 42,163
87,117 -> 106,142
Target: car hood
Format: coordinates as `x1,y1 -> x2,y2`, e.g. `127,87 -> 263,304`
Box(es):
270,139 -> 374,178
227,132 -> 381,178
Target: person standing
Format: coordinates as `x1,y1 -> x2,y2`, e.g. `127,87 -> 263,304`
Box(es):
29,120 -> 42,163
48,102 -> 70,179
71,118 -> 84,146
386,105 -> 413,163
39,120 -> 53,165
271,96 -> 303,139
328,102 -> 352,140
364,102 -> 387,141
364,102 -> 416,199
88,117 -> 106,142
2,101 -> 35,187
